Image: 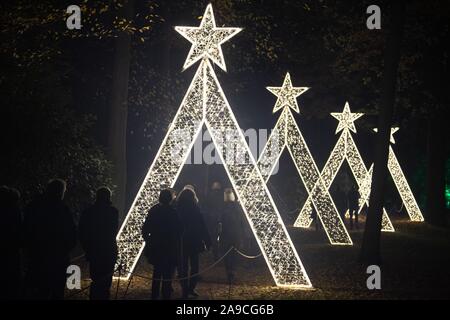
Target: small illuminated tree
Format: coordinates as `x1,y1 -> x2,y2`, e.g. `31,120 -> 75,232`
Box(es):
115,4 -> 312,288
294,103 -> 394,232
373,127 -> 424,222
256,74 -> 353,245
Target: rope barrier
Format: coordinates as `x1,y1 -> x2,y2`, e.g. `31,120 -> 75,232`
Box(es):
233,247 -> 262,259
120,247 -> 235,299
130,246 -> 235,282
67,245 -> 262,299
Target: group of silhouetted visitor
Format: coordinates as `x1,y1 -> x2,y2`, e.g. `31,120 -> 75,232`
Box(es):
0,178 -> 250,300
142,182 -> 252,299
0,180 -> 118,300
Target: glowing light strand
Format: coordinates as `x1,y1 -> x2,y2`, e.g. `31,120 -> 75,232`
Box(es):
294,103 -> 394,232
115,4 -> 312,288
373,128 -> 424,222
255,76 -> 353,246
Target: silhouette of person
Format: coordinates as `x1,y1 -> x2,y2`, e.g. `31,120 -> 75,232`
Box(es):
177,188 -> 210,298
0,186 -> 22,300
24,179 -> 76,299
167,188 -> 178,205
79,187 -> 118,300
348,185 -> 360,230
311,208 -> 320,231
204,181 -> 223,259
142,189 -> 181,300
218,188 -> 243,283
334,184 -> 346,220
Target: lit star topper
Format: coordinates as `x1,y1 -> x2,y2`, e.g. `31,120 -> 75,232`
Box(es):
267,73 -> 309,113
330,102 -> 364,134
373,127 -> 399,144
175,4 -> 241,71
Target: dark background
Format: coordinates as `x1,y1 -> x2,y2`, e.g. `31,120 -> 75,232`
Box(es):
0,0 -> 448,221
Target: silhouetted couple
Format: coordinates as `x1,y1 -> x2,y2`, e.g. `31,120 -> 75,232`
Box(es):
25,180 -> 118,300
23,179 -> 77,299
2,179 -> 119,300
142,187 -> 211,299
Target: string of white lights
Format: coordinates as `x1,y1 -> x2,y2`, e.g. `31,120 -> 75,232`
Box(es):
294,103 -> 394,232
373,128 -> 424,222
388,146 -> 424,221
256,74 -> 353,246
115,4 -> 312,288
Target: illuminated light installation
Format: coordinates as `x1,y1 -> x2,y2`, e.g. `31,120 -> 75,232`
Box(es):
373,127 -> 425,222
294,103 -> 394,232
115,4 -> 312,288
256,74 -> 353,245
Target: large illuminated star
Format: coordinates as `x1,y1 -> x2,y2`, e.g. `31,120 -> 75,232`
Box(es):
267,73 -> 309,114
331,102 -> 364,134
175,4 -> 241,71
373,127 -> 399,144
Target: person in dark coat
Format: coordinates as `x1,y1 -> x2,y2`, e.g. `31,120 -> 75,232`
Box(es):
348,184 -> 360,229
142,189 -> 181,300
0,186 -> 22,300
23,179 -> 76,299
79,187 -> 118,300
218,188 -> 243,283
204,181 -> 223,260
177,188 -> 211,298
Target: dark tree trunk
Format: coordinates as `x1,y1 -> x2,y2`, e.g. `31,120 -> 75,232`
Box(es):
425,114 -> 447,226
423,13 -> 449,227
360,1 -> 406,265
108,0 -> 134,218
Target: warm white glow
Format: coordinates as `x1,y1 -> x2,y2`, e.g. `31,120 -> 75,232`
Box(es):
115,5 -> 312,288
174,4 -> 241,72
357,165 -> 394,230
331,102 -> 363,134
257,77 -> 353,246
295,103 -> 394,232
373,128 -> 424,222
374,127 -> 399,144
266,73 -> 309,114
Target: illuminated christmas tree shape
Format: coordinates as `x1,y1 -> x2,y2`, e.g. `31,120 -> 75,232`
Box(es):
115,4 -> 312,288
294,103 -> 394,232
372,127 -> 424,222
256,74 -> 353,245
